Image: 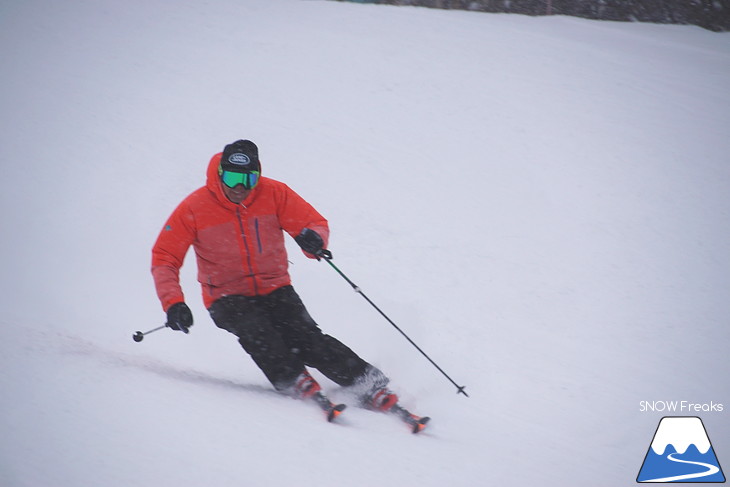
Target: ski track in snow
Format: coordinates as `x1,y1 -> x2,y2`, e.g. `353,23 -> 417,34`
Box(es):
642,453 -> 720,483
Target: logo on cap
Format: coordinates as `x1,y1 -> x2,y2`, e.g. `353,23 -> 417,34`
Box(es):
228,153 -> 251,166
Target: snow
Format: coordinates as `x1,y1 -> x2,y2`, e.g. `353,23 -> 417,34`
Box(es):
650,417 -> 711,455
1,0 -> 729,485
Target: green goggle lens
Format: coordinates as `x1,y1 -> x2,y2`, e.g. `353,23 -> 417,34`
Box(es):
220,170 -> 260,189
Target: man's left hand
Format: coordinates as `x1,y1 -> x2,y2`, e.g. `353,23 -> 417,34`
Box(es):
295,228 -> 330,259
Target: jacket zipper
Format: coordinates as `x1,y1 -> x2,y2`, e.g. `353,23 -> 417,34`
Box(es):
254,217 -> 263,253
236,207 -> 259,295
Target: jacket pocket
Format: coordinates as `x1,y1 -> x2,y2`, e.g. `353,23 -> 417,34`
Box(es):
254,217 -> 263,253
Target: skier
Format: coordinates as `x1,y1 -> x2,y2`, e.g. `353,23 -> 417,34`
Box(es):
151,139 -> 402,416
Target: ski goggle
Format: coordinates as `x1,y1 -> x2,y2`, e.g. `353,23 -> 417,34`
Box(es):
219,169 -> 260,189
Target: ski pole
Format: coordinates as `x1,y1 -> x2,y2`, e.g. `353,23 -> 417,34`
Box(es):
132,325 -> 167,342
320,253 -> 468,397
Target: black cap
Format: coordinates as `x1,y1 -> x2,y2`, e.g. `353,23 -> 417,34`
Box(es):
220,140 -> 260,173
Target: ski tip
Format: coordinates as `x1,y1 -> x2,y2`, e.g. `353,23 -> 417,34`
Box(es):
327,403 -> 347,422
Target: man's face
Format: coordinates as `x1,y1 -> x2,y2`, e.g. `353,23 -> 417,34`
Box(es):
219,169 -> 259,204
222,183 -> 251,204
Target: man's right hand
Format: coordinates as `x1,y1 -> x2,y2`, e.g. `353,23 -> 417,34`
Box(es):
166,302 -> 193,333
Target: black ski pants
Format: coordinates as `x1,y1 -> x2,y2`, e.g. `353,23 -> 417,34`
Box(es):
208,285 -> 369,391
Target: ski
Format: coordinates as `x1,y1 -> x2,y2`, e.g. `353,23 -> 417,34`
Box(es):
312,391 -> 347,422
391,403 -> 430,434
311,391 -> 428,432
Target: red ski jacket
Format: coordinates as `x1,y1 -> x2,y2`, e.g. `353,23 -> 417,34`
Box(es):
151,153 -> 329,311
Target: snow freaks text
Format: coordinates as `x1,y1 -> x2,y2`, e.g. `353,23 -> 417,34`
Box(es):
639,401 -> 724,413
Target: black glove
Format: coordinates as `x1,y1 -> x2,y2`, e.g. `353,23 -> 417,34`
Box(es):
166,302 -> 193,333
294,228 -> 331,259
